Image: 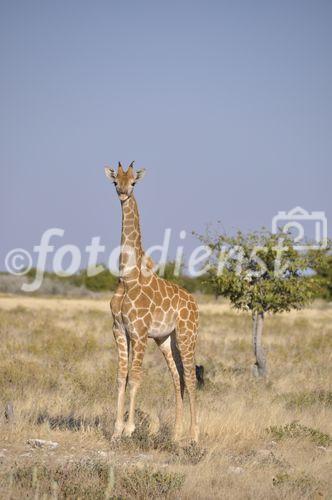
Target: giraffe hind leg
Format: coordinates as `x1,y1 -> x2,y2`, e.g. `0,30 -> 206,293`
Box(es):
155,331 -> 184,441
176,322 -> 199,442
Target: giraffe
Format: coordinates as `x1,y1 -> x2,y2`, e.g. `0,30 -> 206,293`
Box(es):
104,161 -> 199,442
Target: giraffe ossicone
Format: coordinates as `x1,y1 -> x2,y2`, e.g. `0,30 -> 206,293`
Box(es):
105,162 -> 199,442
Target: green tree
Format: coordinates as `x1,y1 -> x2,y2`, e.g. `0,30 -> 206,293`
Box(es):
80,265 -> 118,292
309,246 -> 332,300
200,228 -> 320,376
26,265 -> 119,292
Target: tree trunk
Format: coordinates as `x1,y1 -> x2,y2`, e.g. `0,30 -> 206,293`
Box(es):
252,312 -> 267,377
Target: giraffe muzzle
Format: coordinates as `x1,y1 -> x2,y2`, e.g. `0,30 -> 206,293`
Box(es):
119,193 -> 129,201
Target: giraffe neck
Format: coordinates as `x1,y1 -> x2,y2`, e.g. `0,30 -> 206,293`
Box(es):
119,195 -> 143,284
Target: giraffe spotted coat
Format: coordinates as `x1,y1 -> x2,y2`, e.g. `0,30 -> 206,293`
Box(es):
105,162 -> 199,441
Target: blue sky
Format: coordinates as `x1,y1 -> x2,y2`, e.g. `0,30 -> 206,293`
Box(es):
1,0 -> 331,270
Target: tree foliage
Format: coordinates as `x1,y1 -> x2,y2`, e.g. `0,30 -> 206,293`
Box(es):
309,246 -> 332,300
201,228 -> 321,313
26,265 -> 118,292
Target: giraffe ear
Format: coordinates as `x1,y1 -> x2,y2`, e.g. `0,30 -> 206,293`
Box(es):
135,169 -> 146,181
104,167 -> 117,181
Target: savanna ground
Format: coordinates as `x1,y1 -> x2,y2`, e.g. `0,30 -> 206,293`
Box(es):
0,293 -> 331,499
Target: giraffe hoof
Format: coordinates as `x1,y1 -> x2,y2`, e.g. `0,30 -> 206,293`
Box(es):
123,423 -> 135,437
110,434 -> 122,445
111,425 -> 124,443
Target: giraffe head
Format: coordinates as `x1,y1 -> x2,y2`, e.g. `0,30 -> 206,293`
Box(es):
105,161 -> 146,202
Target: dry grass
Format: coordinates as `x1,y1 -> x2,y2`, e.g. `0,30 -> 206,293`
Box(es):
0,294 -> 331,499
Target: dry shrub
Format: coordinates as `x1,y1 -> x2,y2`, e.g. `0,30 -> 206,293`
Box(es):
267,421 -> 332,447
1,461 -> 184,499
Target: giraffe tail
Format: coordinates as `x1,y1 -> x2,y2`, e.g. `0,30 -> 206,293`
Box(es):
195,365 -> 205,389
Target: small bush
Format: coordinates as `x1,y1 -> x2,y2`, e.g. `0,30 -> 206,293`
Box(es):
267,421 -> 332,447
273,471 -> 321,496
3,461 -> 184,499
9,461 -> 109,499
121,467 -> 185,498
180,441 -> 207,465
0,460 -> 185,500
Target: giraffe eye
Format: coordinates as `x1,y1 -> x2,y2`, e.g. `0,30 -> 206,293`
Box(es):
113,181 -> 118,186
132,182 -> 136,186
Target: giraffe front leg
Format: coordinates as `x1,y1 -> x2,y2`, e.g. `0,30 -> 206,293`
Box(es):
124,333 -> 147,437
112,327 -> 129,440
